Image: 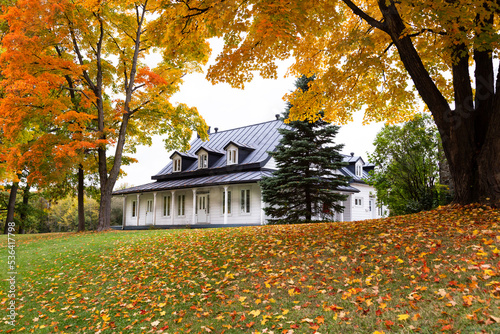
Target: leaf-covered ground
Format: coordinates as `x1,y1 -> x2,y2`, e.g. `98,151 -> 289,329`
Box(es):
1,204 -> 499,333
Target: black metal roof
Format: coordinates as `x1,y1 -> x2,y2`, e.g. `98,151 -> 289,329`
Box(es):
113,171 -> 274,195
113,170 -> 361,195
153,119 -> 288,180
113,119 -> 369,195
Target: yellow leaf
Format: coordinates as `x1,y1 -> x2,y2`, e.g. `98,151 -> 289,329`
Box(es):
340,256 -> 347,262
248,310 -> 261,317
282,309 -> 290,315
398,314 -> 410,321
255,299 -> 262,305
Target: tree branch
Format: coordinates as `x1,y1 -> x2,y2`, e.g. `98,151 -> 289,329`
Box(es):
341,0 -> 388,32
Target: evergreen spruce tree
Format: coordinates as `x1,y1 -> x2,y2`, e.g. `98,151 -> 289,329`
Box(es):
261,76 -> 350,224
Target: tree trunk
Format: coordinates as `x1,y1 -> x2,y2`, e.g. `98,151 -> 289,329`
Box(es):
98,185 -> 113,231
305,188 -> 312,222
78,165 -> 85,232
375,0 -> 500,207
444,111 -> 500,206
19,183 -> 30,234
4,181 -> 19,234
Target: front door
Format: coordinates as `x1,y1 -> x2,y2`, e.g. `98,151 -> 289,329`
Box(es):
197,195 -> 208,223
145,200 -> 153,225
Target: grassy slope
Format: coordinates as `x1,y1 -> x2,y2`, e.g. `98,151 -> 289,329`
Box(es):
0,205 -> 499,333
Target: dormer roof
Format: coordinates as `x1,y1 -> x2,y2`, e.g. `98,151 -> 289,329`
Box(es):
153,119 -> 287,180
194,146 -> 225,156
169,151 -> 197,160
223,141 -> 255,151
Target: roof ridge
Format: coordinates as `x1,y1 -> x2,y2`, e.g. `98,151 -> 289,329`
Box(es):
209,119 -> 282,134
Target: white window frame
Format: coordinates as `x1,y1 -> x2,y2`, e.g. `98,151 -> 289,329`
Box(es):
227,149 -> 238,165
355,164 -> 363,177
131,200 -> 137,217
173,157 -> 182,172
240,189 -> 250,214
222,190 -> 232,215
163,195 -> 171,216
177,194 -> 185,216
354,197 -> 363,207
199,153 -> 208,169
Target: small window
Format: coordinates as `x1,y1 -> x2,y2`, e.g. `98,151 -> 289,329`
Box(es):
132,200 -> 137,217
369,200 -> 372,211
199,153 -> 208,169
163,195 -> 171,216
222,191 -> 232,214
356,164 -> 363,177
173,158 -> 182,172
355,198 -> 363,207
177,194 -> 185,216
227,149 -> 237,165
241,189 -> 250,213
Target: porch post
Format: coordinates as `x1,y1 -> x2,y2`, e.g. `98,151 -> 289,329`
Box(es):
153,192 -> 157,226
136,194 -> 141,226
223,186 -> 229,225
339,194 -> 344,222
122,195 -> 127,229
192,188 -> 197,224
171,191 -> 176,225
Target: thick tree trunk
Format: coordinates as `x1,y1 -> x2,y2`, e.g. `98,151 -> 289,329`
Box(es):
78,165 -> 85,232
443,131 -> 500,206
446,107 -> 500,206
4,181 -> 19,234
98,187 -> 113,231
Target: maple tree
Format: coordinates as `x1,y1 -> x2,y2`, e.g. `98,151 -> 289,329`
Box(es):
176,0 -> 500,207
1,0 -> 210,230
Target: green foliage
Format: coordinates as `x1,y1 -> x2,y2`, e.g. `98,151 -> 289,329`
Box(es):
47,196 -> 99,232
261,76 -> 349,224
368,114 -> 451,215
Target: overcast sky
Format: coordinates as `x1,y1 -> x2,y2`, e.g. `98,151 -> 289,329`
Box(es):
117,40 -> 384,188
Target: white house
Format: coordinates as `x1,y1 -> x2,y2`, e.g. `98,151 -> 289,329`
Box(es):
113,118 -> 385,228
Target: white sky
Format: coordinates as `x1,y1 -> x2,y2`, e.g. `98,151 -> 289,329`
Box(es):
117,40 -> 384,188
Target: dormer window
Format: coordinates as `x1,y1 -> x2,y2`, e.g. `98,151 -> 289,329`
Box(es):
199,153 -> 208,169
173,157 -> 182,172
227,148 -> 237,165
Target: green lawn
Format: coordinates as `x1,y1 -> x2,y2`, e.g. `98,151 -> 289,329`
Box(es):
1,204 -> 499,333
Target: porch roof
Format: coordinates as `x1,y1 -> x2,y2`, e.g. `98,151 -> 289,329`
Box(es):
113,170 -> 360,195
